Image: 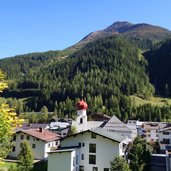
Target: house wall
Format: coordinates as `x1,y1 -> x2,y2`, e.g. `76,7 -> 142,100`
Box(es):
48,151 -> 75,171
61,131 -> 120,171
158,130 -> 171,151
44,141 -> 57,158
9,132 -> 56,160
150,129 -> 158,142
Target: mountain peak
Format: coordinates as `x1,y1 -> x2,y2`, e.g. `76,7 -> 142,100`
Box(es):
104,21 -> 133,33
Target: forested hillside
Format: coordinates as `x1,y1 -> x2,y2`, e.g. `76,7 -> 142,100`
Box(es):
1,36 -> 154,120
1,21 -> 171,122
0,50 -> 70,80
145,39 -> 171,97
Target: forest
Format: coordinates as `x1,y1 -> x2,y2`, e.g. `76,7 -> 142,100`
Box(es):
1,35 -> 171,122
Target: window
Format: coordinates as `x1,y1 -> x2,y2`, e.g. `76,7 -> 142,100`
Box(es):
12,146 -> 15,152
91,133 -> 96,139
27,135 -> 30,140
81,154 -> 84,160
13,135 -> 16,141
32,144 -> 36,149
104,169 -> 109,171
92,167 -> 98,171
163,132 -> 169,135
89,144 -> 96,153
89,155 -> 96,164
82,143 -> 85,147
79,166 -> 84,171
162,139 -> 170,144
80,118 -> 83,124
20,135 -> 24,140
76,155 -> 78,164
48,143 -> 51,148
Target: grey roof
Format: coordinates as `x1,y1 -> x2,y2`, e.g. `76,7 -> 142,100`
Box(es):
102,115 -> 131,133
91,128 -> 125,143
63,128 -> 125,143
20,123 -> 49,130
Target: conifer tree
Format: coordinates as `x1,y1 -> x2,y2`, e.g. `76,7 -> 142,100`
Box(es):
110,156 -> 131,171
17,141 -> 34,171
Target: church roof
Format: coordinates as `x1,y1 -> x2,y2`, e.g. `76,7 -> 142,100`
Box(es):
77,99 -> 88,110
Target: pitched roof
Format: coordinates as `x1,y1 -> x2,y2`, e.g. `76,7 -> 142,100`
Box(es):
91,128 -> 125,143
17,128 -> 60,142
20,123 -> 49,130
102,115 -> 131,132
159,124 -> 171,132
63,128 -> 125,143
142,122 -> 159,130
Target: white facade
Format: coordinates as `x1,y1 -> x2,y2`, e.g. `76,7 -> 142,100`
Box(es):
158,127 -> 171,151
9,131 -> 58,160
76,109 -> 87,132
126,120 -> 138,140
48,150 -> 76,171
48,129 -> 128,171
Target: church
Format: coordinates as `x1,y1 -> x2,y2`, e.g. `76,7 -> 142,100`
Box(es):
47,99 -> 130,171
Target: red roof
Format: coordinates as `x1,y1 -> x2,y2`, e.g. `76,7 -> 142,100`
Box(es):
77,99 -> 88,110
18,128 -> 60,142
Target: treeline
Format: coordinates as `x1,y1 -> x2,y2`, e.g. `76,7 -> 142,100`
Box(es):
3,95 -> 171,123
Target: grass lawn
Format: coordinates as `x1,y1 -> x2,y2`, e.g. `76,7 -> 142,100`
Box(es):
0,161 -> 17,170
130,95 -> 171,107
0,160 -> 47,171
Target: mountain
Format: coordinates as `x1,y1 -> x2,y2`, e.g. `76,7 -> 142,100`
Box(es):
1,21 -> 171,80
1,21 -> 171,121
1,36 -> 154,117
144,39 -> 171,97
0,50 -> 71,80
69,21 -> 171,51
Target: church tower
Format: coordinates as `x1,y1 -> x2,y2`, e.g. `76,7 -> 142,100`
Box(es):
76,99 -> 88,131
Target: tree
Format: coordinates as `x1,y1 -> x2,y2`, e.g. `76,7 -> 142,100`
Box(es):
17,141 -> 34,171
110,156 -> 131,171
129,136 -> 152,171
68,126 -> 77,135
40,106 -> 49,123
0,70 -> 23,159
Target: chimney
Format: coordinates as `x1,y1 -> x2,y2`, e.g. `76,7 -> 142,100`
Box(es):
39,127 -> 43,133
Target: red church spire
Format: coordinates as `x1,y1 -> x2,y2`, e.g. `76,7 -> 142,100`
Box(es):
77,99 -> 88,110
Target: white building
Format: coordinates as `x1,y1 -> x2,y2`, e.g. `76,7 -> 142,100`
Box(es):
126,120 -> 138,139
158,125 -> 171,152
48,121 -> 70,137
102,115 -> 132,140
9,128 -> 60,160
48,128 -> 128,171
72,99 -> 104,132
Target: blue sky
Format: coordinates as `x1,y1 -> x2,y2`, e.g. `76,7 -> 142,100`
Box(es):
0,0 -> 171,58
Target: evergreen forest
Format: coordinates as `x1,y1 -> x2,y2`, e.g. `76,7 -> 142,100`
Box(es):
1,32 -> 171,122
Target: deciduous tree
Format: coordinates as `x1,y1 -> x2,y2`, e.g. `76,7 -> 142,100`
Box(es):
0,70 -> 23,159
